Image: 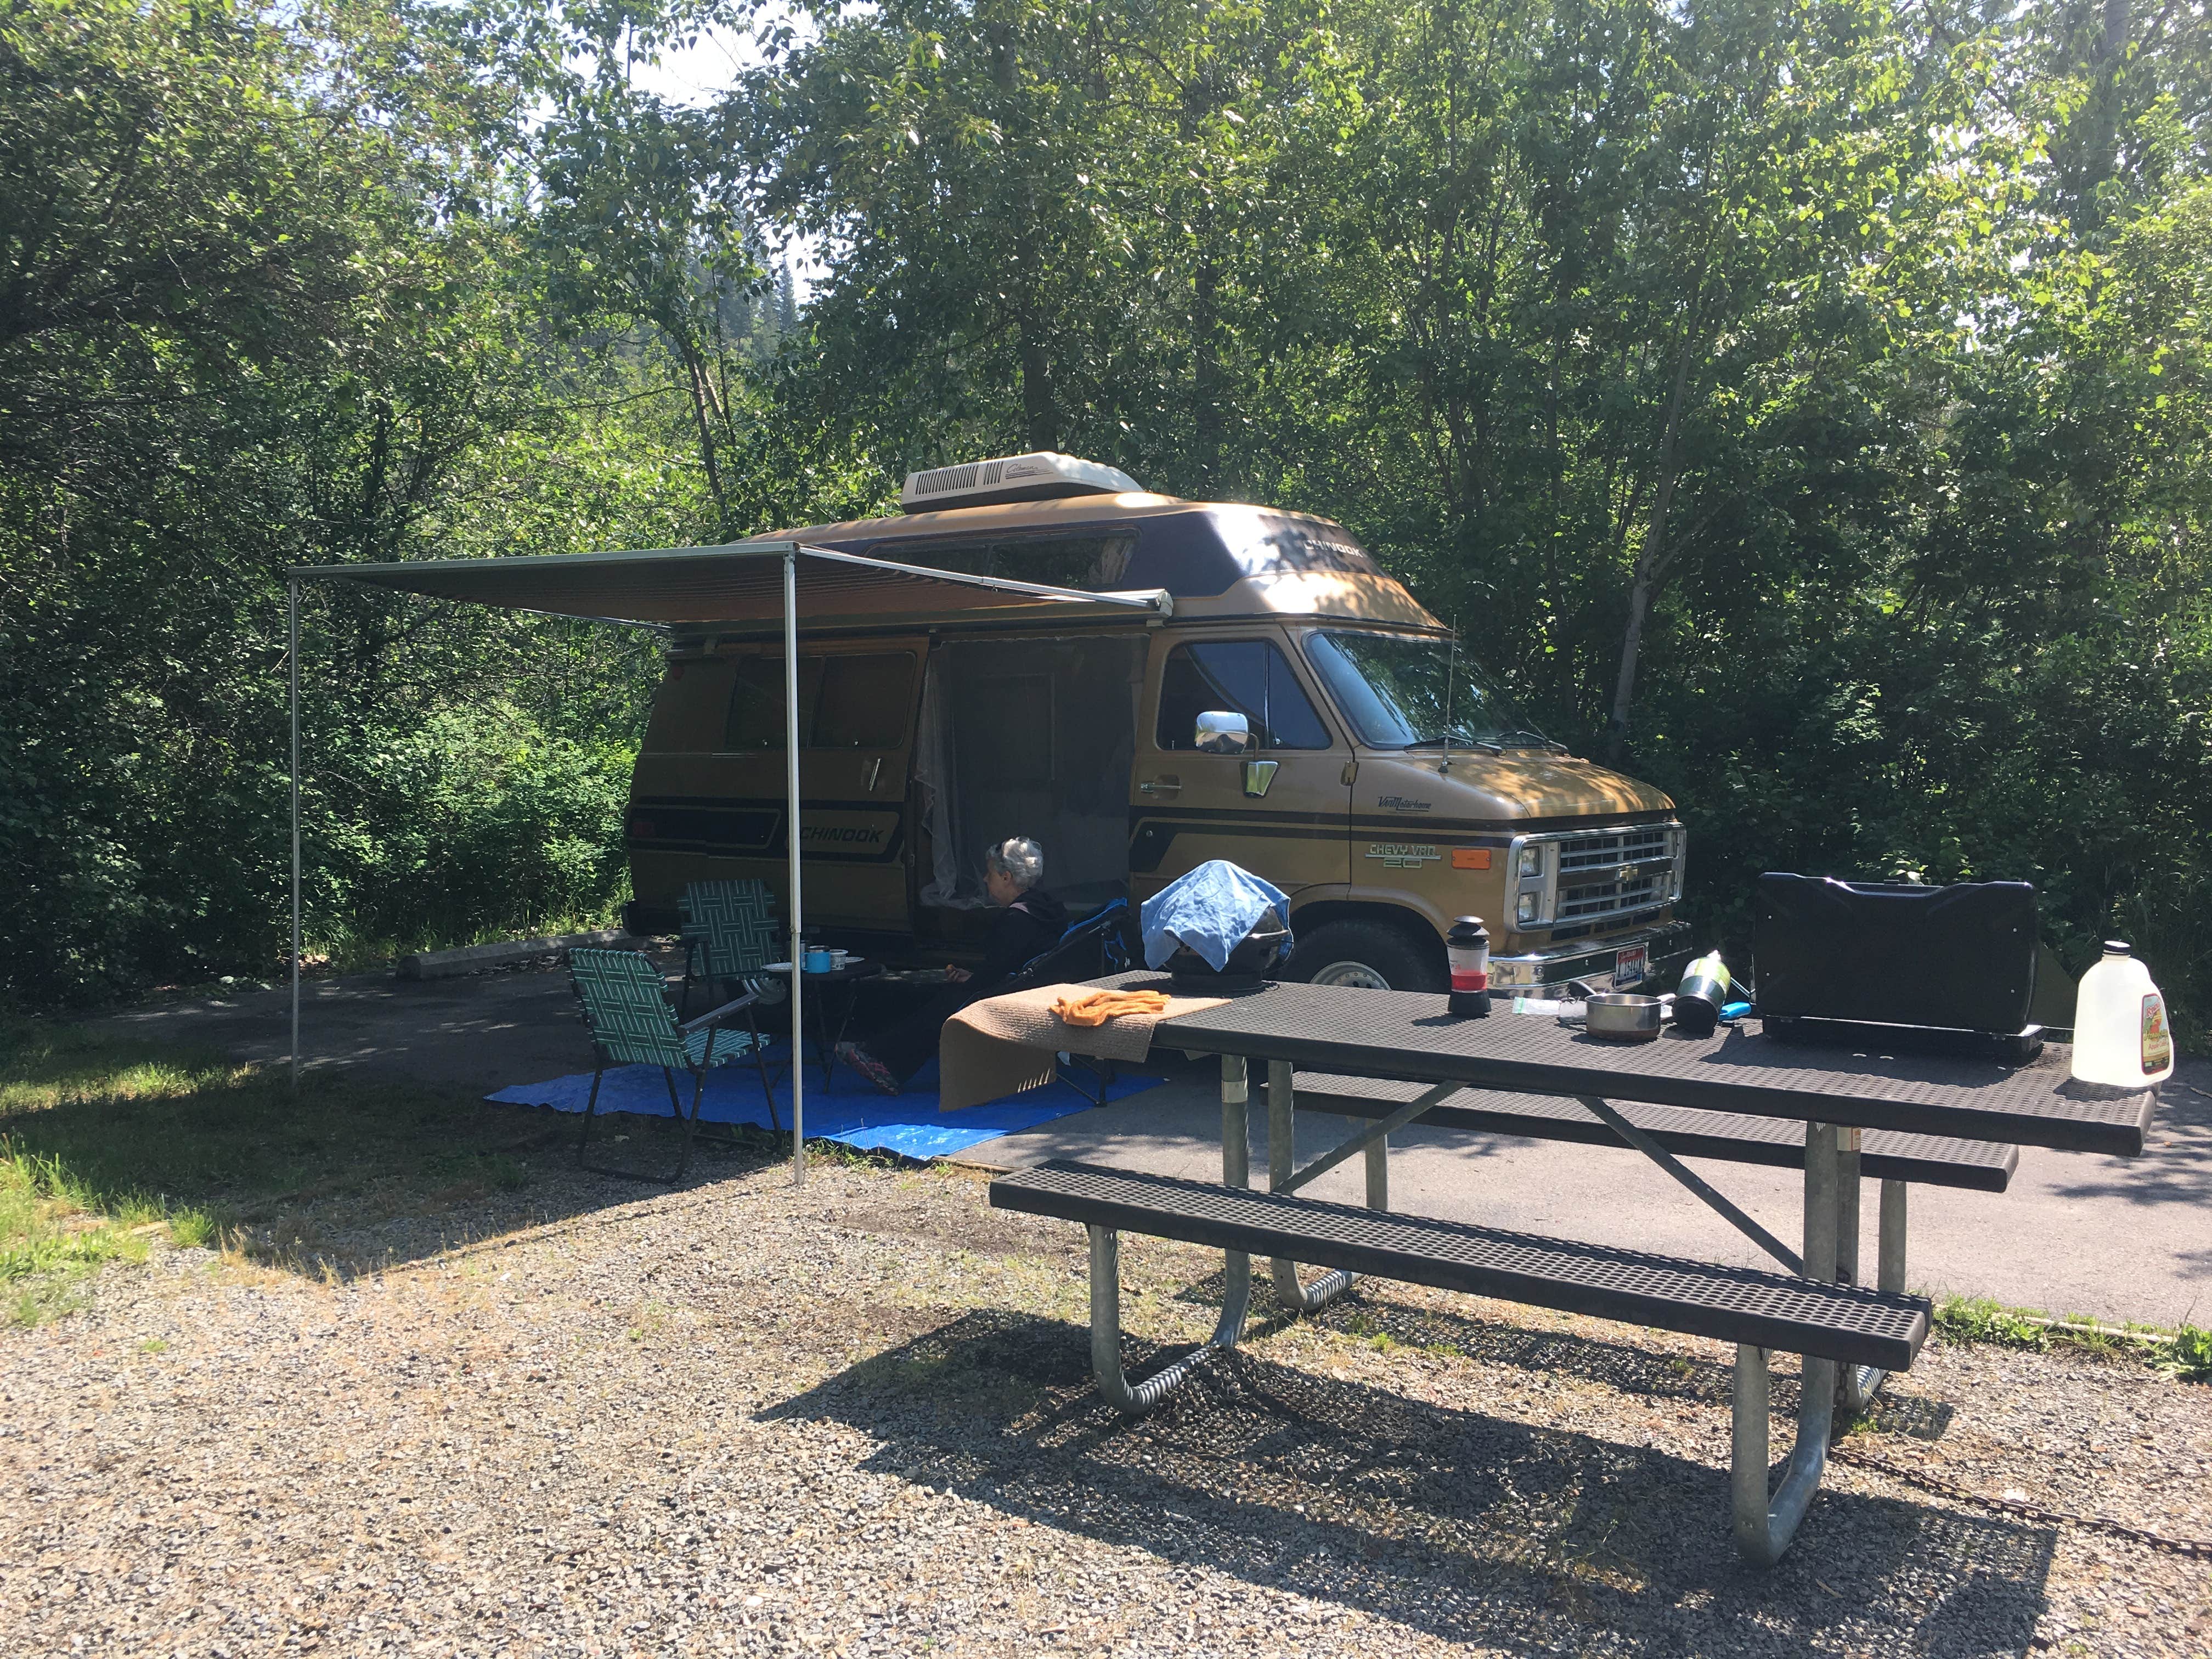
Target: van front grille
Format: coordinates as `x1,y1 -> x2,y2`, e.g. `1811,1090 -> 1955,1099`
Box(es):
1551,825 -> 1679,928
1559,872 -> 1667,921
1556,825 -> 1673,875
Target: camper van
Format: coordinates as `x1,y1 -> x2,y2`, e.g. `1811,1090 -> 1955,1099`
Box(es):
622,454 -> 1690,995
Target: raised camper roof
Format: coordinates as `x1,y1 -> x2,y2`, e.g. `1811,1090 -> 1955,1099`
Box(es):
769,490 -> 1441,629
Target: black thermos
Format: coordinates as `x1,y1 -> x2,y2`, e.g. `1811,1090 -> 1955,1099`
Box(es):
1674,950 -> 1734,1037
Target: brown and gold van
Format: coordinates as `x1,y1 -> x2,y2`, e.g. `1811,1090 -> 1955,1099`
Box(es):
622,455 -> 1691,995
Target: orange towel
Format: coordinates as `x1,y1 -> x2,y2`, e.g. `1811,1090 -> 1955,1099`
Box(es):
1049,989 -> 1171,1028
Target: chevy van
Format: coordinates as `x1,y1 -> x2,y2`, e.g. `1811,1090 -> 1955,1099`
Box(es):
621,454 -> 1691,995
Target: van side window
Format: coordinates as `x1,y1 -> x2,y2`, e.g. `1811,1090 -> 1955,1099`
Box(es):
724,657 -> 820,750
724,653 -> 914,749
874,532 -> 1137,591
813,653 -> 915,748
1155,641 -> 1331,751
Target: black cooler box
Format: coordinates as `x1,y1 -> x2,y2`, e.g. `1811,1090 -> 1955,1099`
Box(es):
1752,874 -> 2042,1062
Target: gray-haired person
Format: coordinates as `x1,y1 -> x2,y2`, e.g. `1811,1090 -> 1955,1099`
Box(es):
838,837 -> 1066,1093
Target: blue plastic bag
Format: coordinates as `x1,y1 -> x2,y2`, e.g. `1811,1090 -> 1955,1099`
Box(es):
1140,860 -> 1293,972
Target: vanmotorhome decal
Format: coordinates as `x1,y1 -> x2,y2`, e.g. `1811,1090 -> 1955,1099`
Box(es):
1376,794 -> 1432,812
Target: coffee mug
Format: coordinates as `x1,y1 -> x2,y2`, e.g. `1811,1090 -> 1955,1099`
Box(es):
804,948 -> 832,973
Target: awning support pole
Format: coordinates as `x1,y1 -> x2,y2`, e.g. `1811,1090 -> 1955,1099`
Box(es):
289,578 -> 302,1095
784,549 -> 804,1187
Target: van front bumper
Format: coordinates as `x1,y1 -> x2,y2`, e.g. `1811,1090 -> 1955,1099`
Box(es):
1488,919 -> 1694,995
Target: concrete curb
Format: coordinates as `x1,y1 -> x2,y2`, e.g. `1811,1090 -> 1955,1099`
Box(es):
397,929 -> 642,980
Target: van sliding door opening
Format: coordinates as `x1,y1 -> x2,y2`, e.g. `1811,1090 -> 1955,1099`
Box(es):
916,635 -> 1144,917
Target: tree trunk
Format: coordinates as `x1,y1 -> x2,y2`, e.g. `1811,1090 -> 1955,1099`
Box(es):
1605,565 -> 1657,764
1192,245 -> 1221,490
665,323 -> 730,535
2064,0 -> 2131,229
1015,318 -> 1060,453
991,25 -> 1060,454
1602,271 -> 1703,764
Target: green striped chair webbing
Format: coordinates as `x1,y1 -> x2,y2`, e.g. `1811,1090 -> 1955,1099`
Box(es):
680,879 -> 782,983
569,949 -> 762,1070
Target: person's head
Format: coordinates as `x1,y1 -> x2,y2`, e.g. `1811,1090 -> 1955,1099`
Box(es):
984,836 -> 1045,906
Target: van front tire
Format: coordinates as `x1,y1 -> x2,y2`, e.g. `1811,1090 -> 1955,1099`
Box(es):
1285,920 -> 1444,994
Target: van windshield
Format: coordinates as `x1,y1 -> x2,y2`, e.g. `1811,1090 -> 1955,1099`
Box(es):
1304,632 -> 1551,750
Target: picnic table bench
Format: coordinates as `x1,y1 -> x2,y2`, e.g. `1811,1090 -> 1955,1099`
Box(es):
981,972 -> 2159,1564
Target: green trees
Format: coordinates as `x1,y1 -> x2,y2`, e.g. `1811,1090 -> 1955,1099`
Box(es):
0,1 -> 687,1000
719,0 -> 2210,1031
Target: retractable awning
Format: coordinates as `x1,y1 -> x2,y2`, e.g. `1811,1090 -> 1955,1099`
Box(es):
289,539 -> 1174,628
283,539 -> 1166,1189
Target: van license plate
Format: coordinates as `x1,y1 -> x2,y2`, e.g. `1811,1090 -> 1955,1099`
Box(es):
1612,945 -> 1648,990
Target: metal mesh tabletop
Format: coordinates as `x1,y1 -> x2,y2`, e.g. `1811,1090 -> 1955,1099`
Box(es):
1097,974 -> 2154,1155
994,1161 -> 1931,1371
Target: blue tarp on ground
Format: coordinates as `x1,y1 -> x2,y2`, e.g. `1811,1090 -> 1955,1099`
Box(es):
485,1047 -> 1158,1160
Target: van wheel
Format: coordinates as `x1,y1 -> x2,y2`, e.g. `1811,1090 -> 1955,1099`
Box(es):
1285,921 -> 1444,994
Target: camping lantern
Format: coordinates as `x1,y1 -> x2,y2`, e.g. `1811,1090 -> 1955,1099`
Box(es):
1447,915 -> 1492,1017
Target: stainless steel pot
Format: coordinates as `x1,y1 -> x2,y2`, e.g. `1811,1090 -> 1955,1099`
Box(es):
1583,992 -> 1666,1042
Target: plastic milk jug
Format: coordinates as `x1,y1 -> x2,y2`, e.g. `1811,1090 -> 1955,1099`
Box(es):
2070,943 -> 2174,1087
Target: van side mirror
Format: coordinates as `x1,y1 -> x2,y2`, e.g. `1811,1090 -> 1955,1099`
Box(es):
1194,710 -> 1252,755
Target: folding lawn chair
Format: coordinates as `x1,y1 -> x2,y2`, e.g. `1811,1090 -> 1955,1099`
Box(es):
997,898 -> 1137,1107
679,878 -> 784,1018
568,947 -> 778,1183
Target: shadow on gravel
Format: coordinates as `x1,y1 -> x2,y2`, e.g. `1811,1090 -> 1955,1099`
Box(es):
770,1307 -> 2055,1657
1172,1276 -> 1970,1441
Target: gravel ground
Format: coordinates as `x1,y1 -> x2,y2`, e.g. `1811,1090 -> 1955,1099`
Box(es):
2,1136 -> 2208,1657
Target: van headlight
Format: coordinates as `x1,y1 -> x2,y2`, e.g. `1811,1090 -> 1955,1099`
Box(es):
1518,845 -> 1543,879
1516,893 -> 1539,925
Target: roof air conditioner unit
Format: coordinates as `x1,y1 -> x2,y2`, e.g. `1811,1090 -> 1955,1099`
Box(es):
900,452 -> 1141,510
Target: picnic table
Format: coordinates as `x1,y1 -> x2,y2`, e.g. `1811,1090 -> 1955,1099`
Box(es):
982,971 -> 2160,1564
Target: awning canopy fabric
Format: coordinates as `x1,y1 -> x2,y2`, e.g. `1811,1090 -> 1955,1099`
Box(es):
288,540 -> 1173,630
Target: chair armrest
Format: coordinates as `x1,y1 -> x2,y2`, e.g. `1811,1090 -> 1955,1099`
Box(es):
681,990 -> 759,1034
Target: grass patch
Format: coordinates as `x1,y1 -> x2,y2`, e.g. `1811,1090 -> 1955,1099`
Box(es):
0,1154 -> 153,1325
2162,1324 -> 2212,1383
1933,1295 -> 2053,1349
0,1016 -> 665,1321
1934,1293 -> 2212,1383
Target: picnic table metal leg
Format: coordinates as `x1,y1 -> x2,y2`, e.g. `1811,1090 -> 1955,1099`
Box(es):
1731,1343 -> 1836,1566
1085,1054 -> 1254,1414
1836,1131 -> 1863,1286
1844,1171 -> 1910,1412
1878,1178 -> 1908,1293
1731,1120 -> 1842,1565
1267,1059 -> 1358,1313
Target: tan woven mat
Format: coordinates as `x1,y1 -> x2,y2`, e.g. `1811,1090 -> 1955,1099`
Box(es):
936,983 -> 1228,1113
